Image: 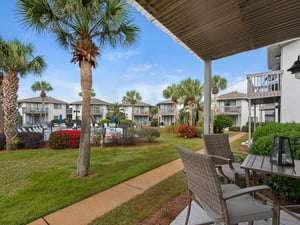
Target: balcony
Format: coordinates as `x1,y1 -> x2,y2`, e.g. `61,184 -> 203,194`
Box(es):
134,110 -> 149,116
218,106 -> 241,114
247,70 -> 283,104
91,108 -> 104,115
158,108 -> 175,115
23,108 -> 48,114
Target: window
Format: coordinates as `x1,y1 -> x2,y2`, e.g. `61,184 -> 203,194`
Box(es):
54,104 -> 62,109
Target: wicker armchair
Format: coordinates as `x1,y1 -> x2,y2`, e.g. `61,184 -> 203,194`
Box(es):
203,133 -> 247,185
176,144 -> 277,225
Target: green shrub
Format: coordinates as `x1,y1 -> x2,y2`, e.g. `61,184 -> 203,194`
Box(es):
150,119 -> 158,127
49,130 -> 80,149
164,125 -> 179,134
195,126 -> 204,137
213,114 -> 233,133
229,126 -> 240,132
109,136 -> 137,146
137,128 -> 160,142
17,132 -> 43,149
249,122 -> 300,202
98,119 -> 110,126
241,125 -> 248,132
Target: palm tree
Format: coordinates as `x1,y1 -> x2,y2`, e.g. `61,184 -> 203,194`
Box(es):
123,90 -> 142,123
163,84 -> 180,125
211,75 -> 227,115
178,78 -> 204,126
106,102 -> 125,124
0,39 -> 46,151
79,88 -> 96,97
31,81 -> 53,123
18,0 -> 139,176
0,72 -> 4,133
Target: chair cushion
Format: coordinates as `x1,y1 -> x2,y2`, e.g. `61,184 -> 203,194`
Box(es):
221,162 -> 245,181
225,191 -> 273,224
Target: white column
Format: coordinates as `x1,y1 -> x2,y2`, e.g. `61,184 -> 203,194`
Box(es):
248,99 -> 252,145
204,60 -> 212,134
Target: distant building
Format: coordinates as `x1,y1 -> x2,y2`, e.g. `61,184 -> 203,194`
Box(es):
156,100 -> 176,126
18,96 -> 68,125
122,101 -> 152,126
217,91 -> 262,128
68,98 -> 112,123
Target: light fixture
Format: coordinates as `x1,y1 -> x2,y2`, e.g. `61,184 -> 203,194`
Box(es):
270,136 -> 294,166
287,55 -> 300,79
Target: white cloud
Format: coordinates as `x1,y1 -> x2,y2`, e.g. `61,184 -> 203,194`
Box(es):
123,73 -> 138,80
102,50 -> 138,62
130,64 -> 154,72
223,79 -> 247,94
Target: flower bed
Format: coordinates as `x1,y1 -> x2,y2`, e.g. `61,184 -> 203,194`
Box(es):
49,130 -> 80,149
178,126 -> 196,138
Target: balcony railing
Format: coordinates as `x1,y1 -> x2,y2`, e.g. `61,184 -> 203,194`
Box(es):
91,109 -> 104,115
23,108 -> 48,114
247,70 -> 283,100
134,110 -> 149,115
218,106 -> 241,114
158,109 -> 175,115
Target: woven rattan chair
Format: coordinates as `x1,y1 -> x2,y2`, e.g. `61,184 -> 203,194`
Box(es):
176,144 -> 277,225
203,133 -> 248,185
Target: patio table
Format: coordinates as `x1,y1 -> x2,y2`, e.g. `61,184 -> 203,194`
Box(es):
241,154 -> 300,225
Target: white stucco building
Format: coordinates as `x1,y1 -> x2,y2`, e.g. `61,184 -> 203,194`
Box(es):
122,101 -> 152,126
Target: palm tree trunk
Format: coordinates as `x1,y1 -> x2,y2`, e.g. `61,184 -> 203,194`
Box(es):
0,72 -> 4,133
3,72 -> 19,151
77,60 -> 92,177
131,103 -> 135,123
174,101 -> 177,125
188,101 -> 193,126
41,96 -> 45,123
214,93 -> 218,116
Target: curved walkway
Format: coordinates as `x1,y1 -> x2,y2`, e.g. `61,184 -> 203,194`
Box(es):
28,132 -> 246,225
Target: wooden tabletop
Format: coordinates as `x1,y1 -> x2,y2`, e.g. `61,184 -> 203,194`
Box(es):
241,154 -> 300,179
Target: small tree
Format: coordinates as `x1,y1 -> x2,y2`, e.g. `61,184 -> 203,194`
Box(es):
214,114 -> 233,133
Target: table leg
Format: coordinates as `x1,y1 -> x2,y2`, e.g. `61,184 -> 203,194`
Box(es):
244,168 -> 251,187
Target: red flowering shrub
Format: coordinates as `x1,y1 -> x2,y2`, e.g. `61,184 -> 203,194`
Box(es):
49,130 -> 81,149
178,126 -> 197,138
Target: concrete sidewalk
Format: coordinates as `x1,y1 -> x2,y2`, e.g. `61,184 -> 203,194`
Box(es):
28,133 -> 246,225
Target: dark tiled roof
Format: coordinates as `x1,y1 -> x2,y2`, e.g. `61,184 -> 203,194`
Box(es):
18,96 -> 68,104
217,91 -> 248,100
157,99 -> 174,105
70,98 -> 112,105
122,101 -> 153,107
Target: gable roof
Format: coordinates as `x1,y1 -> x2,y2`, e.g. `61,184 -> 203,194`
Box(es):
128,0 -> 300,60
217,91 -> 248,100
157,99 -> 174,105
18,96 -> 68,104
122,101 -> 153,107
70,98 -> 112,105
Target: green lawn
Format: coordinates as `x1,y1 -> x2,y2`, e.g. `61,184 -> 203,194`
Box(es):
0,130 -> 202,225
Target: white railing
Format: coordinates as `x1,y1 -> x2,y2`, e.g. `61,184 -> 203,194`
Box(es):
218,106 -> 241,114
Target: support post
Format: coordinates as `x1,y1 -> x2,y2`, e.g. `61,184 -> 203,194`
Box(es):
248,99 -> 252,146
204,60 -> 212,134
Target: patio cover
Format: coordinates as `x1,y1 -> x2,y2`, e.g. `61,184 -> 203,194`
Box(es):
127,0 -> 300,133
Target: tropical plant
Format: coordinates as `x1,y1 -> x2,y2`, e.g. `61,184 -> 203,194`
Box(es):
31,81 -> 53,123
123,90 -> 142,123
149,106 -> 158,119
211,75 -> 227,115
178,126 -> 197,138
49,130 -> 81,149
178,78 -> 204,126
0,39 -> 46,151
137,128 -> 160,143
18,0 -> 139,176
106,102 -> 125,124
163,84 -> 180,124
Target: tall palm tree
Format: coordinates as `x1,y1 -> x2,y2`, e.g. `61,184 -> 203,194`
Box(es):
163,84 -> 180,125
31,81 -> 53,123
79,88 -> 96,97
212,75 -> 227,115
0,72 -> 4,133
123,90 -> 141,123
0,39 -> 46,151
178,78 -> 204,126
106,102 -> 125,124
18,0 -> 139,176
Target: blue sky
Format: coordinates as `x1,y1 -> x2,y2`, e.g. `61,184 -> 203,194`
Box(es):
1,1 -> 268,105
